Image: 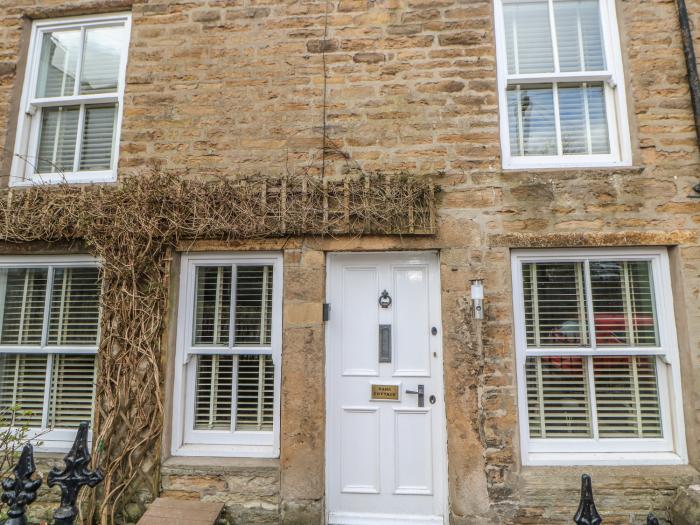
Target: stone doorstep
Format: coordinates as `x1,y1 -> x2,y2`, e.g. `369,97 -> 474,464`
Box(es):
137,497 -> 224,525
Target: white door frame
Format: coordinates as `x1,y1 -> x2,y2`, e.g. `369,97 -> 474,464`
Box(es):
324,251 -> 448,525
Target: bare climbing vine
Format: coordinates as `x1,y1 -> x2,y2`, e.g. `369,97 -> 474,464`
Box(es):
0,169 -> 436,523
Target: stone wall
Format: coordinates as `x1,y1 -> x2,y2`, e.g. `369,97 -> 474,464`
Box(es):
0,0 -> 699,524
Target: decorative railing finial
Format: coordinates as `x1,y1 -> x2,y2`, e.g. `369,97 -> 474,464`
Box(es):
0,444 -> 42,525
48,421 -> 104,525
574,474 -> 603,525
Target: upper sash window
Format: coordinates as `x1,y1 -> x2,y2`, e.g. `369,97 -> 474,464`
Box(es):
11,14 -> 131,186
495,0 -> 631,169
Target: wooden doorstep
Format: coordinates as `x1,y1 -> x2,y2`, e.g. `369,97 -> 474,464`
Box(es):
137,497 -> 224,525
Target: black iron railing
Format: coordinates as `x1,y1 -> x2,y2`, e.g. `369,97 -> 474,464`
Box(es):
1,422 -> 103,525
575,473 -> 660,525
0,435 -> 665,525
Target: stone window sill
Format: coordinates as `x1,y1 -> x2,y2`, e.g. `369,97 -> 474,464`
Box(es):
161,455 -> 279,475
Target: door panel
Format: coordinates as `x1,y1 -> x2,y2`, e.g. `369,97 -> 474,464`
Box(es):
341,267 -> 379,376
394,408 -> 433,494
326,252 -> 446,525
341,407 -> 380,493
393,265 -> 431,376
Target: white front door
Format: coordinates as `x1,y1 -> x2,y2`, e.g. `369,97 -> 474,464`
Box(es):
325,252 -> 446,525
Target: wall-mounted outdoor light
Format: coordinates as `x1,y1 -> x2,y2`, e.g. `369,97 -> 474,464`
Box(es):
471,279 -> 484,320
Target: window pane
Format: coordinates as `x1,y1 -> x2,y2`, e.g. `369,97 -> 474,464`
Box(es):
504,1 -> 554,74
79,104 -> 117,171
507,85 -> 557,156
0,353 -> 48,427
194,354 -> 233,430
193,266 -> 232,346
236,354 -> 274,431
0,268 -> 48,345
559,83 -> 610,155
526,356 -> 592,438
48,267 -> 101,346
523,262 -> 588,347
586,83 -> 610,153
554,0 -> 606,72
590,261 -> 659,346
36,106 -> 80,174
80,25 -> 126,95
234,266 -> 273,346
47,353 -> 95,428
36,30 -> 81,98
594,356 -> 662,438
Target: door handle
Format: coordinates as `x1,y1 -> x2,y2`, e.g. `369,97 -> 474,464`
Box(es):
405,384 -> 424,407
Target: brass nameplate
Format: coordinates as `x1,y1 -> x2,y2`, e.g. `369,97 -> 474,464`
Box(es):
371,384 -> 399,401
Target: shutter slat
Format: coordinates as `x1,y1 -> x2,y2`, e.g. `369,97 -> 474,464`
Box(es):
504,1 -> 554,75
36,106 -> 79,175
236,354 -> 274,431
79,105 -> 117,171
194,354 -> 234,430
526,356 -> 592,438
593,356 -> 662,438
590,261 -> 659,346
234,266 -> 273,346
193,266 -> 232,346
47,353 -> 95,428
48,267 -> 101,346
0,353 -> 47,427
0,268 -> 49,345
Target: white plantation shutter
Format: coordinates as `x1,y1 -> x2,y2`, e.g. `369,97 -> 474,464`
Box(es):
193,354 -> 275,432
79,105 -> 117,171
48,267 -> 101,345
0,353 -> 48,427
593,356 -> 662,438
526,356 -> 591,438
194,354 -> 234,430
559,83 -> 610,155
48,354 -> 96,428
503,1 -> 554,75
36,107 -> 80,174
193,266 -> 232,346
0,262 -> 99,434
553,0 -> 605,72
523,262 -> 588,347
236,355 -> 274,431
520,257 -> 666,443
507,85 -> 557,156
589,261 -> 659,346
0,268 -> 49,345
234,266 -> 273,346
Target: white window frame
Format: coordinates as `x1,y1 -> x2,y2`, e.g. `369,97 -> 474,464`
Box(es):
512,248 -> 688,465
10,13 -> 132,186
0,255 -> 100,452
171,252 -> 283,458
494,0 -> 632,169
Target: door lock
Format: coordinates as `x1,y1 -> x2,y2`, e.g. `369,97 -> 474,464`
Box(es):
405,384 -> 424,407
429,395 -> 436,405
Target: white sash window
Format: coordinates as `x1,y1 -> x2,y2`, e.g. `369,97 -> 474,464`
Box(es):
172,254 -> 282,457
512,249 -> 687,465
0,257 -> 100,451
11,13 -> 131,186
494,0 -> 631,168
